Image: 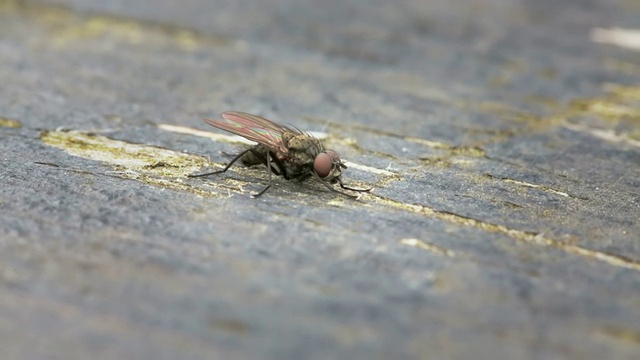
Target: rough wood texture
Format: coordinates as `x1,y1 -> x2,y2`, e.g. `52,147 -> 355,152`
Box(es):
1,0 -> 639,359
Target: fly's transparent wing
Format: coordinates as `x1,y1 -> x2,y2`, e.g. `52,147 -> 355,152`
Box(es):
202,111 -> 298,154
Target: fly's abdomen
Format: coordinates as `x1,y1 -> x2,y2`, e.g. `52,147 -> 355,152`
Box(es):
240,145 -> 269,166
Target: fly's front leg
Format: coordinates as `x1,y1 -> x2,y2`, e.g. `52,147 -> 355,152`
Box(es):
337,177 -> 372,193
311,172 -> 359,199
294,173 -> 312,182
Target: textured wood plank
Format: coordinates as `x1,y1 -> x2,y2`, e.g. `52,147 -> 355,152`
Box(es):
1,0 -> 639,359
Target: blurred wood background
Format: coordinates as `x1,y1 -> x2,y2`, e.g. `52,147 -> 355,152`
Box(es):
1,0 -> 639,359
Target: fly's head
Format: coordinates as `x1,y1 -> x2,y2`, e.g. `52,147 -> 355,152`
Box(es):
313,149 -> 347,182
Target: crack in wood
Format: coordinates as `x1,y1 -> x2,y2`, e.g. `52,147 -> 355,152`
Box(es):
399,238 -> 455,257
483,173 -> 587,200
375,195 -> 640,272
563,123 -> 640,149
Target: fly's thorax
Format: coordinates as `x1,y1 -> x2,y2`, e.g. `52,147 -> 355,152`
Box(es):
287,134 -> 323,157
283,133 -> 323,174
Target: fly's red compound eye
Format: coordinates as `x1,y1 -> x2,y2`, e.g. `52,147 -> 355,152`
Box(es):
314,152 -> 333,178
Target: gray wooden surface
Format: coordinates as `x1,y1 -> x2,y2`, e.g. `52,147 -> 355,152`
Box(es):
1,0 -> 640,359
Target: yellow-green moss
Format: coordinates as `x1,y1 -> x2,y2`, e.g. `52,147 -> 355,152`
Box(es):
40,129 -> 231,197
0,117 -> 22,128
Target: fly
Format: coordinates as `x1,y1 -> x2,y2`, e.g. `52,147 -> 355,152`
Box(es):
189,111 -> 371,198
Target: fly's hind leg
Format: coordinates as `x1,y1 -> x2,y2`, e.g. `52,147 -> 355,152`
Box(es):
188,148 -> 253,177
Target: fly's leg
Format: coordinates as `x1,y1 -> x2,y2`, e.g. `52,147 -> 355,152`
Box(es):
252,149 -> 286,178
188,148 -> 253,177
311,172 -> 359,199
251,153 -> 273,198
337,178 -> 372,193
294,173 -> 312,182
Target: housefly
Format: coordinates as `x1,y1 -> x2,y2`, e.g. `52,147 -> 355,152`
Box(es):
189,111 -> 371,198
